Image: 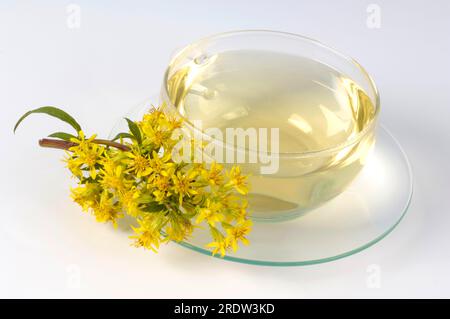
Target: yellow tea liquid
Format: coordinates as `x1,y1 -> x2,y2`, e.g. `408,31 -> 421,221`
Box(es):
166,50 -> 376,220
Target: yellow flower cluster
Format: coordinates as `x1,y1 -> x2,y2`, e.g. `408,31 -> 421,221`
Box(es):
65,107 -> 251,256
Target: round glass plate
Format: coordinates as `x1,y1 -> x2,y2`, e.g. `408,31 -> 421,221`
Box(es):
111,100 -> 413,267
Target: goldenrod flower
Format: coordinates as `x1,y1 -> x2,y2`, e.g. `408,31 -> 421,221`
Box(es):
206,240 -> 228,257
100,163 -> 130,192
68,131 -> 104,179
172,170 -> 199,206
152,190 -> 166,203
124,150 -> 151,178
149,172 -> 173,203
166,213 -> 193,242
70,183 -> 100,212
152,174 -> 171,192
119,187 -> 142,217
195,199 -> 224,226
92,191 -> 122,226
130,215 -> 164,252
225,219 -> 252,252
226,166 -> 249,195
236,200 -> 249,223
141,122 -> 169,148
148,151 -> 174,178
64,155 -> 83,178
165,116 -> 182,131
202,162 -> 224,186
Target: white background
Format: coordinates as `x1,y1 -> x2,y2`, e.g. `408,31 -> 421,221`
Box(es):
1,0 -> 449,298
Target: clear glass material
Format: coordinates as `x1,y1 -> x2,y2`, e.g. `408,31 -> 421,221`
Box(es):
160,31 -> 380,221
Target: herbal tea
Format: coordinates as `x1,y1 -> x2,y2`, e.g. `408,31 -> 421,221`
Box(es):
166,50 -> 377,220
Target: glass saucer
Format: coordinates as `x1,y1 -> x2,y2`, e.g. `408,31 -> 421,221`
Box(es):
111,101 -> 413,267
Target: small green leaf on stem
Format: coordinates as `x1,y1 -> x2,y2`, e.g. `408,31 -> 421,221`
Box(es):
48,132 -> 77,141
141,202 -> 166,213
111,132 -> 134,142
125,118 -> 142,145
14,106 -> 82,134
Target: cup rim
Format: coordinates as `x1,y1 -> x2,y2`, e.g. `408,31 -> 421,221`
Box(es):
161,30 -> 380,159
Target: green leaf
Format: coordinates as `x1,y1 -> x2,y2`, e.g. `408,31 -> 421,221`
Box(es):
111,132 -> 134,142
141,202 -> 165,213
14,106 -> 82,134
125,118 -> 142,144
48,132 -> 77,141
180,206 -> 197,219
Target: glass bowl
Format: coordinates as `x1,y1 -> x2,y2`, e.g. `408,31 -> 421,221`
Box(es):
159,30 -> 380,222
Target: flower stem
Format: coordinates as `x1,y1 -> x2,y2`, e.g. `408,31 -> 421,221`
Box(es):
92,139 -> 131,151
38,138 -> 130,151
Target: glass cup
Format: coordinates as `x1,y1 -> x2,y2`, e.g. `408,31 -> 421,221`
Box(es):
160,30 -> 380,222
